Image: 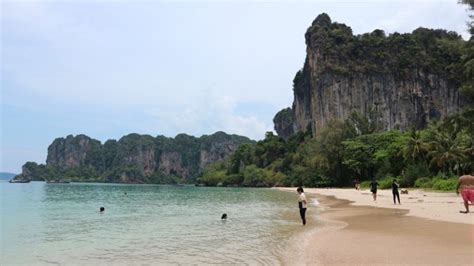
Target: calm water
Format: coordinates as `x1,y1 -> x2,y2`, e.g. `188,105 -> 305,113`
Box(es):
0,182 -> 309,265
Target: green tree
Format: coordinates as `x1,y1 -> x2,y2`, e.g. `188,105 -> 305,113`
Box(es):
425,122 -> 467,174
201,161 -> 227,186
316,119 -> 356,185
402,129 -> 427,162
342,140 -> 373,180
242,165 -> 266,187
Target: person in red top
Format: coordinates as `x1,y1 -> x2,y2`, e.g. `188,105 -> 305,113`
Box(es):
456,174 -> 474,214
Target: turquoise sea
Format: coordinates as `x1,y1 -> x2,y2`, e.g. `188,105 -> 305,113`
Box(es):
0,182 -> 310,265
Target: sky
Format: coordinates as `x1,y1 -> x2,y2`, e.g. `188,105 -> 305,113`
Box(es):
0,0 -> 471,173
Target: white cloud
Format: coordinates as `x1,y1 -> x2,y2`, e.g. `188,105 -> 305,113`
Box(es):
143,92 -> 272,140
373,1 -> 471,40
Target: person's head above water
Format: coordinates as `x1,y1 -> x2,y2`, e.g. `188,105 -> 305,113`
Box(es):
100,207 -> 105,212
297,186 -> 304,193
221,213 -> 227,220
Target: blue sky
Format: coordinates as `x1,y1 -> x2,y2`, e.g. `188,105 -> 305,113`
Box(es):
0,0 -> 471,173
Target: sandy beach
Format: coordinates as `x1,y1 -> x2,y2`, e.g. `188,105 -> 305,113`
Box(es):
278,188 -> 474,265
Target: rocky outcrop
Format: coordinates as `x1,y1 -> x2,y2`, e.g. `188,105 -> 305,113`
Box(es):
276,13 -> 472,137
13,162 -> 48,182
273,108 -> 296,139
47,134 -> 102,168
14,132 -> 254,183
13,163 -> 36,181
115,134 -> 157,177
199,131 -> 245,168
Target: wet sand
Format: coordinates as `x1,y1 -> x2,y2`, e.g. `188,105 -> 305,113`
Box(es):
278,188 -> 474,224
279,190 -> 474,265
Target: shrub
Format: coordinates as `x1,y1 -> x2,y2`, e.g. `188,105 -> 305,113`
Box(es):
433,172 -> 456,180
360,180 -> 371,188
402,163 -> 430,187
271,172 -> 288,187
378,176 -> 395,189
431,178 -> 458,191
223,174 -> 243,186
200,169 -> 226,186
414,177 -> 432,188
242,165 -> 266,187
359,176 -> 396,189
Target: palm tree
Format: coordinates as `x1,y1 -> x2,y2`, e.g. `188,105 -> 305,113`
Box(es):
402,128 -> 427,162
427,127 -> 466,175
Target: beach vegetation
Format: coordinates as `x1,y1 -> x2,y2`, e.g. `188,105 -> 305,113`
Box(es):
200,109 -> 473,191
431,177 -> 459,191
414,177 -> 433,189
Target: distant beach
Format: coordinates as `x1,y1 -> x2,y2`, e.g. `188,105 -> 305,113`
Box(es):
278,188 -> 474,265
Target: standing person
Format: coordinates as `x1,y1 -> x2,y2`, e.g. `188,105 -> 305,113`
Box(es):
370,179 -> 379,201
297,186 -> 307,225
392,179 -> 401,204
456,174 -> 474,214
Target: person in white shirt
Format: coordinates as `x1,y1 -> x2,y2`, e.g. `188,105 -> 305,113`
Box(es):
297,186 -> 307,225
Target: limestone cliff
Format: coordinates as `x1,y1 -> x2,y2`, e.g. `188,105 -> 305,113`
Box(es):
47,134 -> 103,169
114,134 -> 157,177
199,131 -> 245,168
272,108 -> 296,139
14,132 -> 254,183
275,13 -> 472,137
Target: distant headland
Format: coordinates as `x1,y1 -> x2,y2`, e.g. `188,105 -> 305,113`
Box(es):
13,132 -> 254,184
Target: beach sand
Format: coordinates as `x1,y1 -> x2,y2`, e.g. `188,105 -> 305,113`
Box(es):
278,188 -> 474,265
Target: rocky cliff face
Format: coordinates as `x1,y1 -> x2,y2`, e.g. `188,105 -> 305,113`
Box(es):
272,108 -> 295,139
114,134 -> 157,177
15,131 -> 254,183
47,134 -> 102,168
159,151 -> 187,177
275,13 -> 472,137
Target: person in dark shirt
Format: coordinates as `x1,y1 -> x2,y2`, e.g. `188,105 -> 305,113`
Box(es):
392,179 -> 401,204
370,179 -> 379,201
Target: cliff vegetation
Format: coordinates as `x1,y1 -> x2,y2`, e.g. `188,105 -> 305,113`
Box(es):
14,132 -> 254,183
201,110 -> 473,190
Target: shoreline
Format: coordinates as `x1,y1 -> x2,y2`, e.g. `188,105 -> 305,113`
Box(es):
277,187 -> 474,225
277,188 -> 474,265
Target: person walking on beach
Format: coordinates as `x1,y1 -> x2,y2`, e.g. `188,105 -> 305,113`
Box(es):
392,179 -> 401,204
456,174 -> 474,214
354,179 -> 360,190
370,179 -> 379,201
297,186 -> 307,225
